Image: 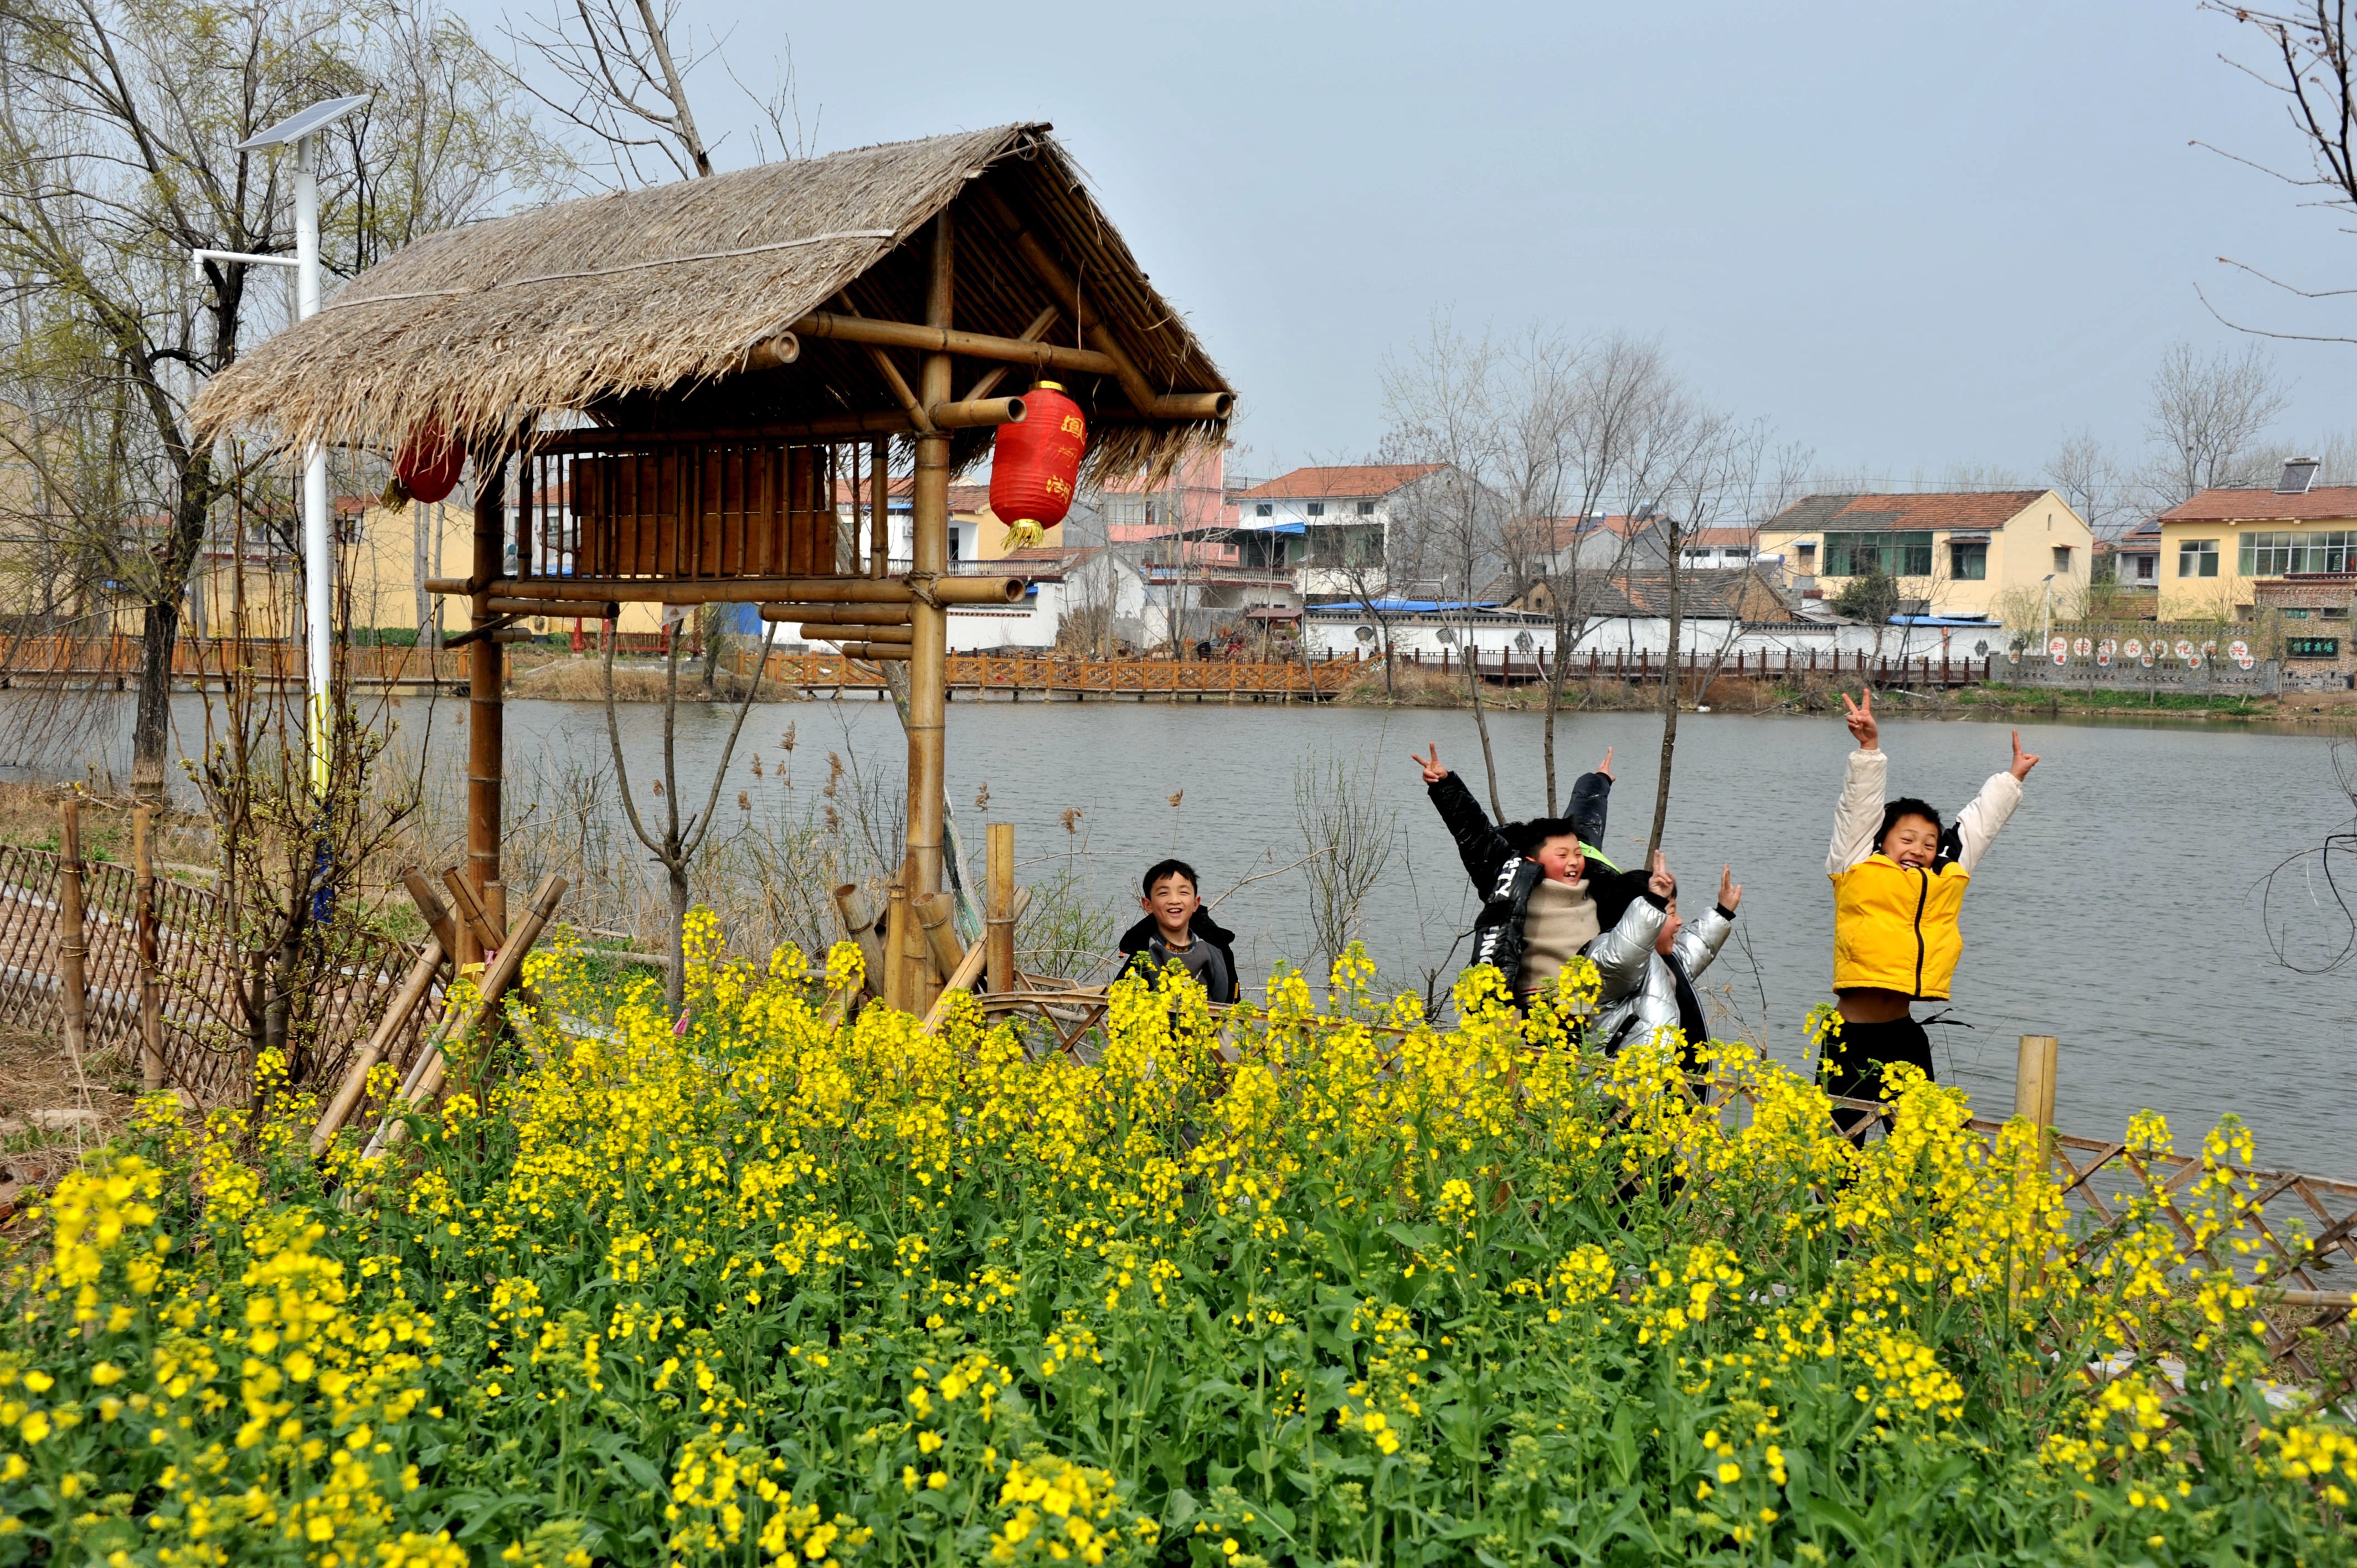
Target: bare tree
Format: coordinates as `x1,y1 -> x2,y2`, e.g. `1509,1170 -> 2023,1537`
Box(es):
2046,429 -> 2130,537
1534,334 -> 1670,814
1380,318 -> 1510,817
2142,340 -> 2289,504
503,0 -> 712,185
0,0 -> 547,800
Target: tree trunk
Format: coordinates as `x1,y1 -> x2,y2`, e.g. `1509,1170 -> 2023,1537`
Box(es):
130,457 -> 213,801
1647,554 -> 1682,858
1543,606 -> 1572,816
1465,629 -> 1504,821
666,860 -> 689,1010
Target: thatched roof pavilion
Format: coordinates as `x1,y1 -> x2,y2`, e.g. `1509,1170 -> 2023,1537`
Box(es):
192,123 -> 1234,1004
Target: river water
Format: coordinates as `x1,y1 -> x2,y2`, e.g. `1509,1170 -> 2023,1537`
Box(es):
19,688 -> 2357,1175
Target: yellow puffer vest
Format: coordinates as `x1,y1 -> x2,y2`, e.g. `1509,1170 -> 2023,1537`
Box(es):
1830,855 -> 1969,999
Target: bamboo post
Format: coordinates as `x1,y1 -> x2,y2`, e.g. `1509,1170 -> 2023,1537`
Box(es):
914,891 -> 964,982
832,883 -> 886,997
904,210 -> 954,898
869,438 -> 889,579
54,798 -> 90,1096
2013,1034 -> 2058,1129
464,451 -> 508,971
132,804 -> 163,1091
883,877 -> 912,1013
309,933 -> 446,1154
439,867 -> 506,956
985,822 -> 1015,996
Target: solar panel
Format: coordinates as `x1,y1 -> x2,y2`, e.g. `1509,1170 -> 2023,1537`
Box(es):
234,94 -> 369,151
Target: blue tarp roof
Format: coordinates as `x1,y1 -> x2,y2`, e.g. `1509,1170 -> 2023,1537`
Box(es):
1322,599 -> 1502,615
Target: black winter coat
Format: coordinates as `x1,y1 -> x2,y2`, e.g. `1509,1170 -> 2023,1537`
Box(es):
1115,908 -> 1241,1004
1427,770 -> 1645,995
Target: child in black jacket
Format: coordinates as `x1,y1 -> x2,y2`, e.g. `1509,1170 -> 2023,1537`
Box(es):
1412,744 -> 1668,1005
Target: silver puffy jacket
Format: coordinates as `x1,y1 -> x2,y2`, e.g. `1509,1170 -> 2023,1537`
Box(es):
1583,902 -> 1733,1055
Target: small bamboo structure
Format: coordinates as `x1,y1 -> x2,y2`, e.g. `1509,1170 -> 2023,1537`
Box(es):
131,806 -> 163,1091
188,125 -> 1233,964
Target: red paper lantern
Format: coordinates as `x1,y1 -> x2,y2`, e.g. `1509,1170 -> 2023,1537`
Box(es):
395,422 -> 465,504
989,382 -> 1085,549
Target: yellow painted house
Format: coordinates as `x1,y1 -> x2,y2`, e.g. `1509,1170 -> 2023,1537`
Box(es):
1757,489 -> 2093,621
2155,474 -> 2357,621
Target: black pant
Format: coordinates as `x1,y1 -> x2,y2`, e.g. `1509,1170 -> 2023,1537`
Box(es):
1821,1013 -> 1933,1141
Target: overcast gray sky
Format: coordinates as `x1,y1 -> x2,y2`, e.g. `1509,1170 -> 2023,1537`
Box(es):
474,1 -> 2357,489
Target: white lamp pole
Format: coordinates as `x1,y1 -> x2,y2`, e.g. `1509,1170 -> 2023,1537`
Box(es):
207,94 -> 368,798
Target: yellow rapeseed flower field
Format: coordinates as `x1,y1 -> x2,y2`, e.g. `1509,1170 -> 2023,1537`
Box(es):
0,914 -> 2348,1566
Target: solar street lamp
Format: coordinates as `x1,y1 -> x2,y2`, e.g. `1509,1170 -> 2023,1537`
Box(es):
198,94 -> 369,797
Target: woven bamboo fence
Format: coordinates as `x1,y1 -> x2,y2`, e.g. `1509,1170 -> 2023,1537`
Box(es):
0,840 -> 442,1109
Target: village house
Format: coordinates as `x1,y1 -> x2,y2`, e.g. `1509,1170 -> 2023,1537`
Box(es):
2113,517 -> 2163,595
1757,489 -> 2092,621
1233,463 -> 1449,601
2153,462 -> 2357,621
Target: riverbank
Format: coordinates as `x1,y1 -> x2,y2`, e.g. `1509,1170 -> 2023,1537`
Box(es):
1317,661 -> 2357,727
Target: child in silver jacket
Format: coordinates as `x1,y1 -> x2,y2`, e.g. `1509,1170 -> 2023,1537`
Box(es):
1586,864 -> 1743,1058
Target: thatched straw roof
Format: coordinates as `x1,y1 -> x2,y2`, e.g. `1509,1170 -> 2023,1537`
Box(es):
190,123 -> 1231,482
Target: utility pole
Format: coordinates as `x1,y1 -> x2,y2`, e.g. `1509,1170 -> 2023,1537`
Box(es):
200,93 -> 369,796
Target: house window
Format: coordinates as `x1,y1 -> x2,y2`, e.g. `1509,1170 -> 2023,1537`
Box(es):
1796,543 -> 1817,571
1950,542 -> 1987,581
1725,545 -> 1750,559
1823,530 -> 1933,577
1306,502 -> 1325,517
2052,545 -> 2073,573
1254,503 -> 1273,518
1306,523 -> 1385,568
2324,607 -> 2351,620
2132,555 -> 2155,581
1356,501 -> 1376,516
2240,528 -> 2355,576
2178,539 -> 2219,578
2284,607 -> 2310,619
2288,636 -> 2341,658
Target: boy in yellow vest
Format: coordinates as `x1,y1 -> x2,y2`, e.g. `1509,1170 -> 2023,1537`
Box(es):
1824,690 -> 2039,1137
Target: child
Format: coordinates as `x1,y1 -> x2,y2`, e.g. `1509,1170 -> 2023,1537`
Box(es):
1824,691 -> 2039,1135
1589,864 -> 1743,1058
1116,858 -> 1241,1004
1412,743 -> 1667,1004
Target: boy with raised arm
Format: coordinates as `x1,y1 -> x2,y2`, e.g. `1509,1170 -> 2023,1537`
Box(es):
1824,691 -> 2039,1135
1412,742 -> 1666,1008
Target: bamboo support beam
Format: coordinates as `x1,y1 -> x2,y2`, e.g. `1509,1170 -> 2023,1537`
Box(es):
793,623 -> 913,644
132,805 -> 162,1091
833,643 -> 913,662
919,938 -> 989,1034
971,184 -> 1235,422
927,396 -> 1026,430
401,868 -> 462,959
964,305 -> 1061,403
534,410 -> 917,448
364,875 -> 565,1157
439,575 -> 1025,607
486,597 -> 618,620
309,933 -> 446,1154
764,602 -> 913,626
794,310 -> 1122,380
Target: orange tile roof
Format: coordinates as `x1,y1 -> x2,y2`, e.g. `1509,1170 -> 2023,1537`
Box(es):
1236,463 -> 1443,500
2158,485 -> 2357,523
